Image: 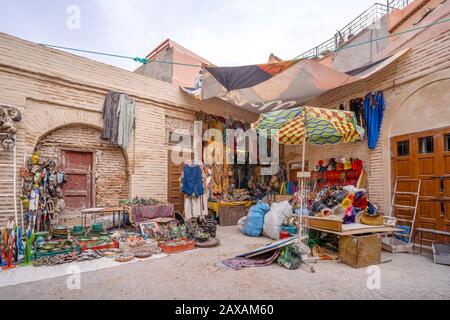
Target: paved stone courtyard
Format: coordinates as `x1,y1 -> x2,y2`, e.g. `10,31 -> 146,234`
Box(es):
0,226 -> 448,300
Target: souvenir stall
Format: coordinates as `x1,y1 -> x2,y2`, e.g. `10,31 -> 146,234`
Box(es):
0,98 -> 223,271
192,112 -> 282,226
252,106 -> 400,269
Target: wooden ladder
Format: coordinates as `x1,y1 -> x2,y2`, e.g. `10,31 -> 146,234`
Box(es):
383,178 -> 421,253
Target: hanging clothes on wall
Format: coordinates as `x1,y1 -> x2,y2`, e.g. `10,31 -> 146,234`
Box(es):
101,91 -> 136,149
349,98 -> 366,128
184,197 -> 202,220
182,164 -> 204,197
101,91 -> 121,143
182,164 -> 206,219
202,166 -> 212,216
364,91 -> 385,150
117,93 -> 136,149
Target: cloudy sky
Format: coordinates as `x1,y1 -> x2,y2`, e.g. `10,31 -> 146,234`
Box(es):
1,0 -> 376,70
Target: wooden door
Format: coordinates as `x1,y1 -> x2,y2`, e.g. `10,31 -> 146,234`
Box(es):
440,131 -> 450,243
391,134 -> 417,225
415,131 -> 441,246
289,162 -> 309,182
168,150 -> 190,213
61,150 -> 94,214
391,127 -> 450,245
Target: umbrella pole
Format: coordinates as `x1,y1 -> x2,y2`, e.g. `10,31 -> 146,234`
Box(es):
298,142 -> 306,242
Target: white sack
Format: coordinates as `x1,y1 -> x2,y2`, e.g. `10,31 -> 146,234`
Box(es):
263,201 -> 293,240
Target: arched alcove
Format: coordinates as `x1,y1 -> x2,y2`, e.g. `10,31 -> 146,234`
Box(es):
389,78 -> 450,138
36,123 -> 130,218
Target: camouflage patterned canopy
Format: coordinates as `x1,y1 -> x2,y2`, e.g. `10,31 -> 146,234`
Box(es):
255,106 -> 365,145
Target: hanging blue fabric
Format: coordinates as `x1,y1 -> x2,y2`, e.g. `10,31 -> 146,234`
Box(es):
364,91 -> 385,150
182,165 -> 204,197
287,182 -> 295,195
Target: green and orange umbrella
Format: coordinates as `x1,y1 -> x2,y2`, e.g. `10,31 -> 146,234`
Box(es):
255,106 -> 365,146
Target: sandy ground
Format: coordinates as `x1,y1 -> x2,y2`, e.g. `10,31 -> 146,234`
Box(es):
0,226 -> 449,300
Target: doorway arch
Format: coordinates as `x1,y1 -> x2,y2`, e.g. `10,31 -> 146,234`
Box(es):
36,123 -> 130,220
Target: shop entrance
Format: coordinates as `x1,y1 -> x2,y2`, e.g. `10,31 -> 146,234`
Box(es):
168,153 -> 184,213
168,149 -> 193,213
391,127 -> 450,246
61,150 -> 94,214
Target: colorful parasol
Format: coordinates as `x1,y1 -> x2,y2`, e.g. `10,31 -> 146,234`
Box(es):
255,106 -> 365,146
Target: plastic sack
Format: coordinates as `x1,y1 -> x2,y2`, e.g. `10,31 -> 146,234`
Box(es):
277,244 -> 302,270
238,216 -> 247,229
263,201 -> 293,240
241,202 -> 271,237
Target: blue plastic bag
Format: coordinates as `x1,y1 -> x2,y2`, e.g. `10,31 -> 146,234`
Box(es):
241,202 -> 271,237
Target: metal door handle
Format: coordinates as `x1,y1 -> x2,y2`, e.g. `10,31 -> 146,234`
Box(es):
441,200 -> 445,218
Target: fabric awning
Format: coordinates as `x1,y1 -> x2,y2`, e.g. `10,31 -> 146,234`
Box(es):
182,48 -> 410,113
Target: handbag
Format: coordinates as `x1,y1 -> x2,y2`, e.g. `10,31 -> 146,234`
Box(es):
360,213 -> 384,226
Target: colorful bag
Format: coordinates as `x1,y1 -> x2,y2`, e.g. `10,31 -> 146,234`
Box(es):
277,244 -> 302,270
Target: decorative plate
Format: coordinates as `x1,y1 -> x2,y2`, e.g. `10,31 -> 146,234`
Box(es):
115,254 -> 134,263
134,250 -> 152,259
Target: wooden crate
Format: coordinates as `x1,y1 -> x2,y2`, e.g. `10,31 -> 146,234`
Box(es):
307,217 -> 343,232
159,239 -> 196,254
219,206 -> 248,226
339,234 -> 381,269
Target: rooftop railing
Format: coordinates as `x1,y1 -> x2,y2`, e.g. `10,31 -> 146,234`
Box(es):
297,1 -> 411,59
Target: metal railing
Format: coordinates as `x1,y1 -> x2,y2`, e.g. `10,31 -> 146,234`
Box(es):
387,0 -> 411,10
297,1 -> 412,59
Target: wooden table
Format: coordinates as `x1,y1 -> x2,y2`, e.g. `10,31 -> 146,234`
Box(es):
308,223 -> 402,268
80,207 -> 127,229
307,225 -> 402,237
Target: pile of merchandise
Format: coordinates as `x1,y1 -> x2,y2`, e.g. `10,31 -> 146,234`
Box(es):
35,238 -> 79,259
228,189 -> 252,202
186,216 -> 217,241
139,219 -> 187,242
309,185 -> 382,226
120,197 -> 167,206
20,151 -> 67,232
52,226 -> 69,240
33,250 -> 102,267
312,158 -> 363,189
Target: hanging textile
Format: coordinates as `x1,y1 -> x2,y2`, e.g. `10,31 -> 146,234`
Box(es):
101,91 -> 136,149
364,91 -> 385,150
181,49 -> 409,113
117,93 -> 136,149
101,91 -> 121,143
349,98 -> 366,128
182,165 -> 204,197
184,197 -> 202,220
220,250 -> 281,271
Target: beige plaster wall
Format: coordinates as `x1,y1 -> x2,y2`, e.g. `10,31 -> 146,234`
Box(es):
0,33 -> 258,224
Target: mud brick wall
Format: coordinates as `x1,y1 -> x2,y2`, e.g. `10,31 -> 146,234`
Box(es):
37,124 -> 129,209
